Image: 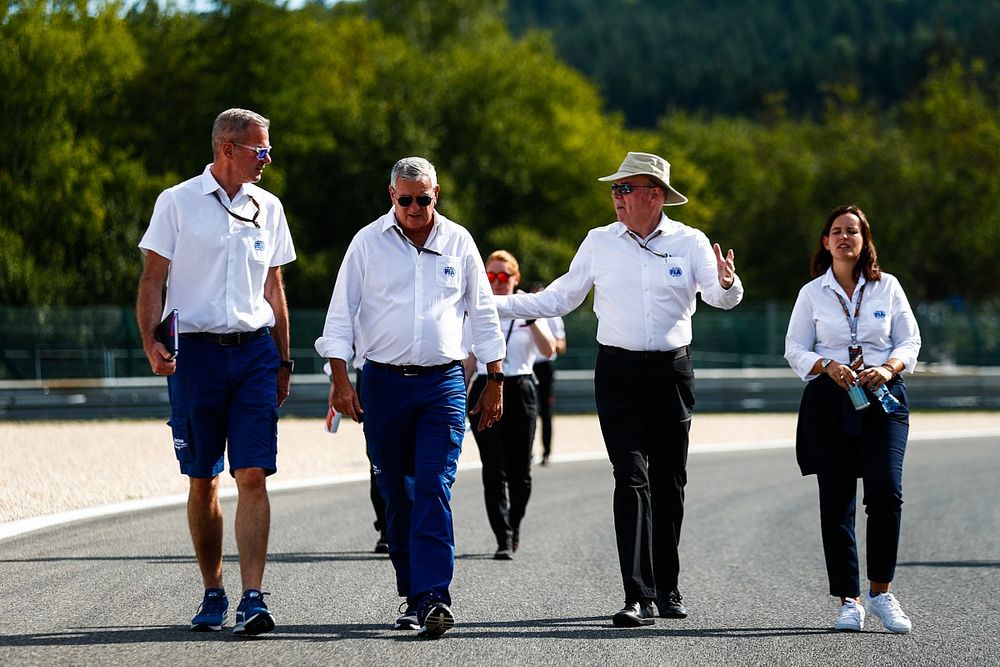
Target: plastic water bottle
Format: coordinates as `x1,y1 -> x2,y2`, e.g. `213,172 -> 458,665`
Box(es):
873,384 -> 901,413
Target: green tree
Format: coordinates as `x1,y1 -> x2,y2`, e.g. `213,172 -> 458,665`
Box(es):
0,0 -> 164,305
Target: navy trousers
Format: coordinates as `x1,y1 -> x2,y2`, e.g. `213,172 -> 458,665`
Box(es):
360,362 -> 466,605
797,374 -> 909,597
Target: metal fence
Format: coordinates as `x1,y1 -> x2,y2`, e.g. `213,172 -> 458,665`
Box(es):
1,301 -> 999,381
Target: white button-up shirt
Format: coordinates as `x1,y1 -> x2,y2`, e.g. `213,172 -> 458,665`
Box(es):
315,209 -> 506,367
784,268 -> 921,380
138,165 -> 296,333
496,214 -> 743,351
467,317 -> 553,376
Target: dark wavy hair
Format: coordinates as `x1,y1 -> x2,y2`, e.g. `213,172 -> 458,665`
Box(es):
810,204 -> 882,282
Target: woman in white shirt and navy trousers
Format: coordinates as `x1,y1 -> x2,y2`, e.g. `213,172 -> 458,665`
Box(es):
785,204 -> 921,634
467,250 -> 556,560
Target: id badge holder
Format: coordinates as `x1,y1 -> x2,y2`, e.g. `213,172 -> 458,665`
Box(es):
848,345 -> 864,369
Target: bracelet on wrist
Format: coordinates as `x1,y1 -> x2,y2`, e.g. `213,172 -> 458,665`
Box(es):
880,363 -> 896,377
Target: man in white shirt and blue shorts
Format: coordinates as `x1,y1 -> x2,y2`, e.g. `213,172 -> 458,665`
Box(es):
315,157 -> 506,639
136,108 -> 296,637
495,152 -> 743,628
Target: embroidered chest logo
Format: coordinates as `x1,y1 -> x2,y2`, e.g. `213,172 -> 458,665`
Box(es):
669,266 -> 683,277
443,266 -> 456,277
254,240 -> 265,252
873,310 -> 886,320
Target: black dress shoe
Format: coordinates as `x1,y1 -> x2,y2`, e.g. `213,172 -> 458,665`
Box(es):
374,532 -> 389,554
612,600 -> 656,627
656,588 -> 688,618
493,546 -> 513,560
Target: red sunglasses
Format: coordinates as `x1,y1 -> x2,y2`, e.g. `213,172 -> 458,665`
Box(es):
487,271 -> 513,284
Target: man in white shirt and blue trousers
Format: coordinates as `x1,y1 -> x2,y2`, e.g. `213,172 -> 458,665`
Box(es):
137,108 -> 296,636
496,152 -> 743,627
316,157 -> 506,639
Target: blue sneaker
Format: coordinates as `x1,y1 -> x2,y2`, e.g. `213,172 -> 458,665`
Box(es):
232,589 -> 275,636
417,600 -> 455,639
191,588 -> 228,632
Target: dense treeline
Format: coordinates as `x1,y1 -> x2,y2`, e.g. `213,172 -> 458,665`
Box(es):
508,0 -> 1000,126
1,0 -> 998,309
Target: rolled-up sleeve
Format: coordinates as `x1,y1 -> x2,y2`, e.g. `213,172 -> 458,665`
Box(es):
887,276 -> 921,373
314,236 -> 364,361
784,287 -> 822,380
464,245 -> 506,363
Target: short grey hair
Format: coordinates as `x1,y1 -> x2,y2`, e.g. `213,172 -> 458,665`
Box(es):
211,108 -> 269,152
390,157 -> 438,188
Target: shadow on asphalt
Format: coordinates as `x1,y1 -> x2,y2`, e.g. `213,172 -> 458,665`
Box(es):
896,559 -> 1000,568
0,550 -> 523,565
0,551 -> 391,564
0,620 -> 835,647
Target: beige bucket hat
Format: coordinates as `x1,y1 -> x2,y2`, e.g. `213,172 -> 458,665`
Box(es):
598,151 -> 688,206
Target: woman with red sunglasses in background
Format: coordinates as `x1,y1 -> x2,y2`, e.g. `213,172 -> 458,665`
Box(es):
465,250 -> 556,560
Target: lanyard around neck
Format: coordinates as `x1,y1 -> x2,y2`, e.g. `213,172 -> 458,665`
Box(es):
212,191 -> 260,228
627,229 -> 670,258
833,282 -> 866,344
392,224 -> 441,256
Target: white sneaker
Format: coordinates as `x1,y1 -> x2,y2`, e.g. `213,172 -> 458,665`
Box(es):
833,599 -> 865,631
865,592 -> 912,634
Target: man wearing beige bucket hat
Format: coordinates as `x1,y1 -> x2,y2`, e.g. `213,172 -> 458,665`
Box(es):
495,151 -> 743,627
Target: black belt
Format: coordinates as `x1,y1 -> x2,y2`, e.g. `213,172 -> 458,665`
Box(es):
599,344 -> 688,361
180,327 -> 270,346
366,359 -> 462,377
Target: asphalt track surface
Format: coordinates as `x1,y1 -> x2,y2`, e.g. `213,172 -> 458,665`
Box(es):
1,436 -> 998,666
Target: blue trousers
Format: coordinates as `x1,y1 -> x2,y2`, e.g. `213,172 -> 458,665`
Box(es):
167,334 -> 279,478
360,362 -> 466,605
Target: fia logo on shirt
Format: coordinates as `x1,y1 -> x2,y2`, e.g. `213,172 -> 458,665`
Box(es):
669,266 -> 683,278
443,265 -> 456,277
874,310 -> 887,320
254,239 -> 265,252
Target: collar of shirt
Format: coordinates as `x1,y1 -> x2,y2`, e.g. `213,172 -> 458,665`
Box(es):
613,213 -> 678,242
380,207 -> 451,255
820,267 -> 868,304
199,164 -> 253,206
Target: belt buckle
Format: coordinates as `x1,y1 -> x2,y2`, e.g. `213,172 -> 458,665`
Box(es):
218,332 -> 240,346
401,365 -> 419,377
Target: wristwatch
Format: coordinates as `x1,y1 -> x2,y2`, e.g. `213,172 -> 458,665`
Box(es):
280,359 -> 295,372
486,371 -> 505,383
819,358 -> 832,374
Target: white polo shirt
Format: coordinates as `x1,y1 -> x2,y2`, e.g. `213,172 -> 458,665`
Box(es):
784,269 -> 921,380
496,214 -> 743,351
139,165 -> 296,334
468,317 -> 553,376
314,209 -> 506,367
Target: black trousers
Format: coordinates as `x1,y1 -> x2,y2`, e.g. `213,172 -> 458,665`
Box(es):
796,374 -> 909,597
468,375 -> 538,549
533,360 -> 556,458
594,346 -> 694,602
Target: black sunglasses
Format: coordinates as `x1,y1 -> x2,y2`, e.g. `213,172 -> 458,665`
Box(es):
611,183 -> 659,195
396,194 -> 434,207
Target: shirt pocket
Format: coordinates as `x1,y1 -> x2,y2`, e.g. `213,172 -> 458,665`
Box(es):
864,299 -> 893,345
663,256 -> 690,283
436,255 -> 461,289
246,229 -> 269,264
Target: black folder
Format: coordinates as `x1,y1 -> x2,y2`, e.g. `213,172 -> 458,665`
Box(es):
155,309 -> 179,359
